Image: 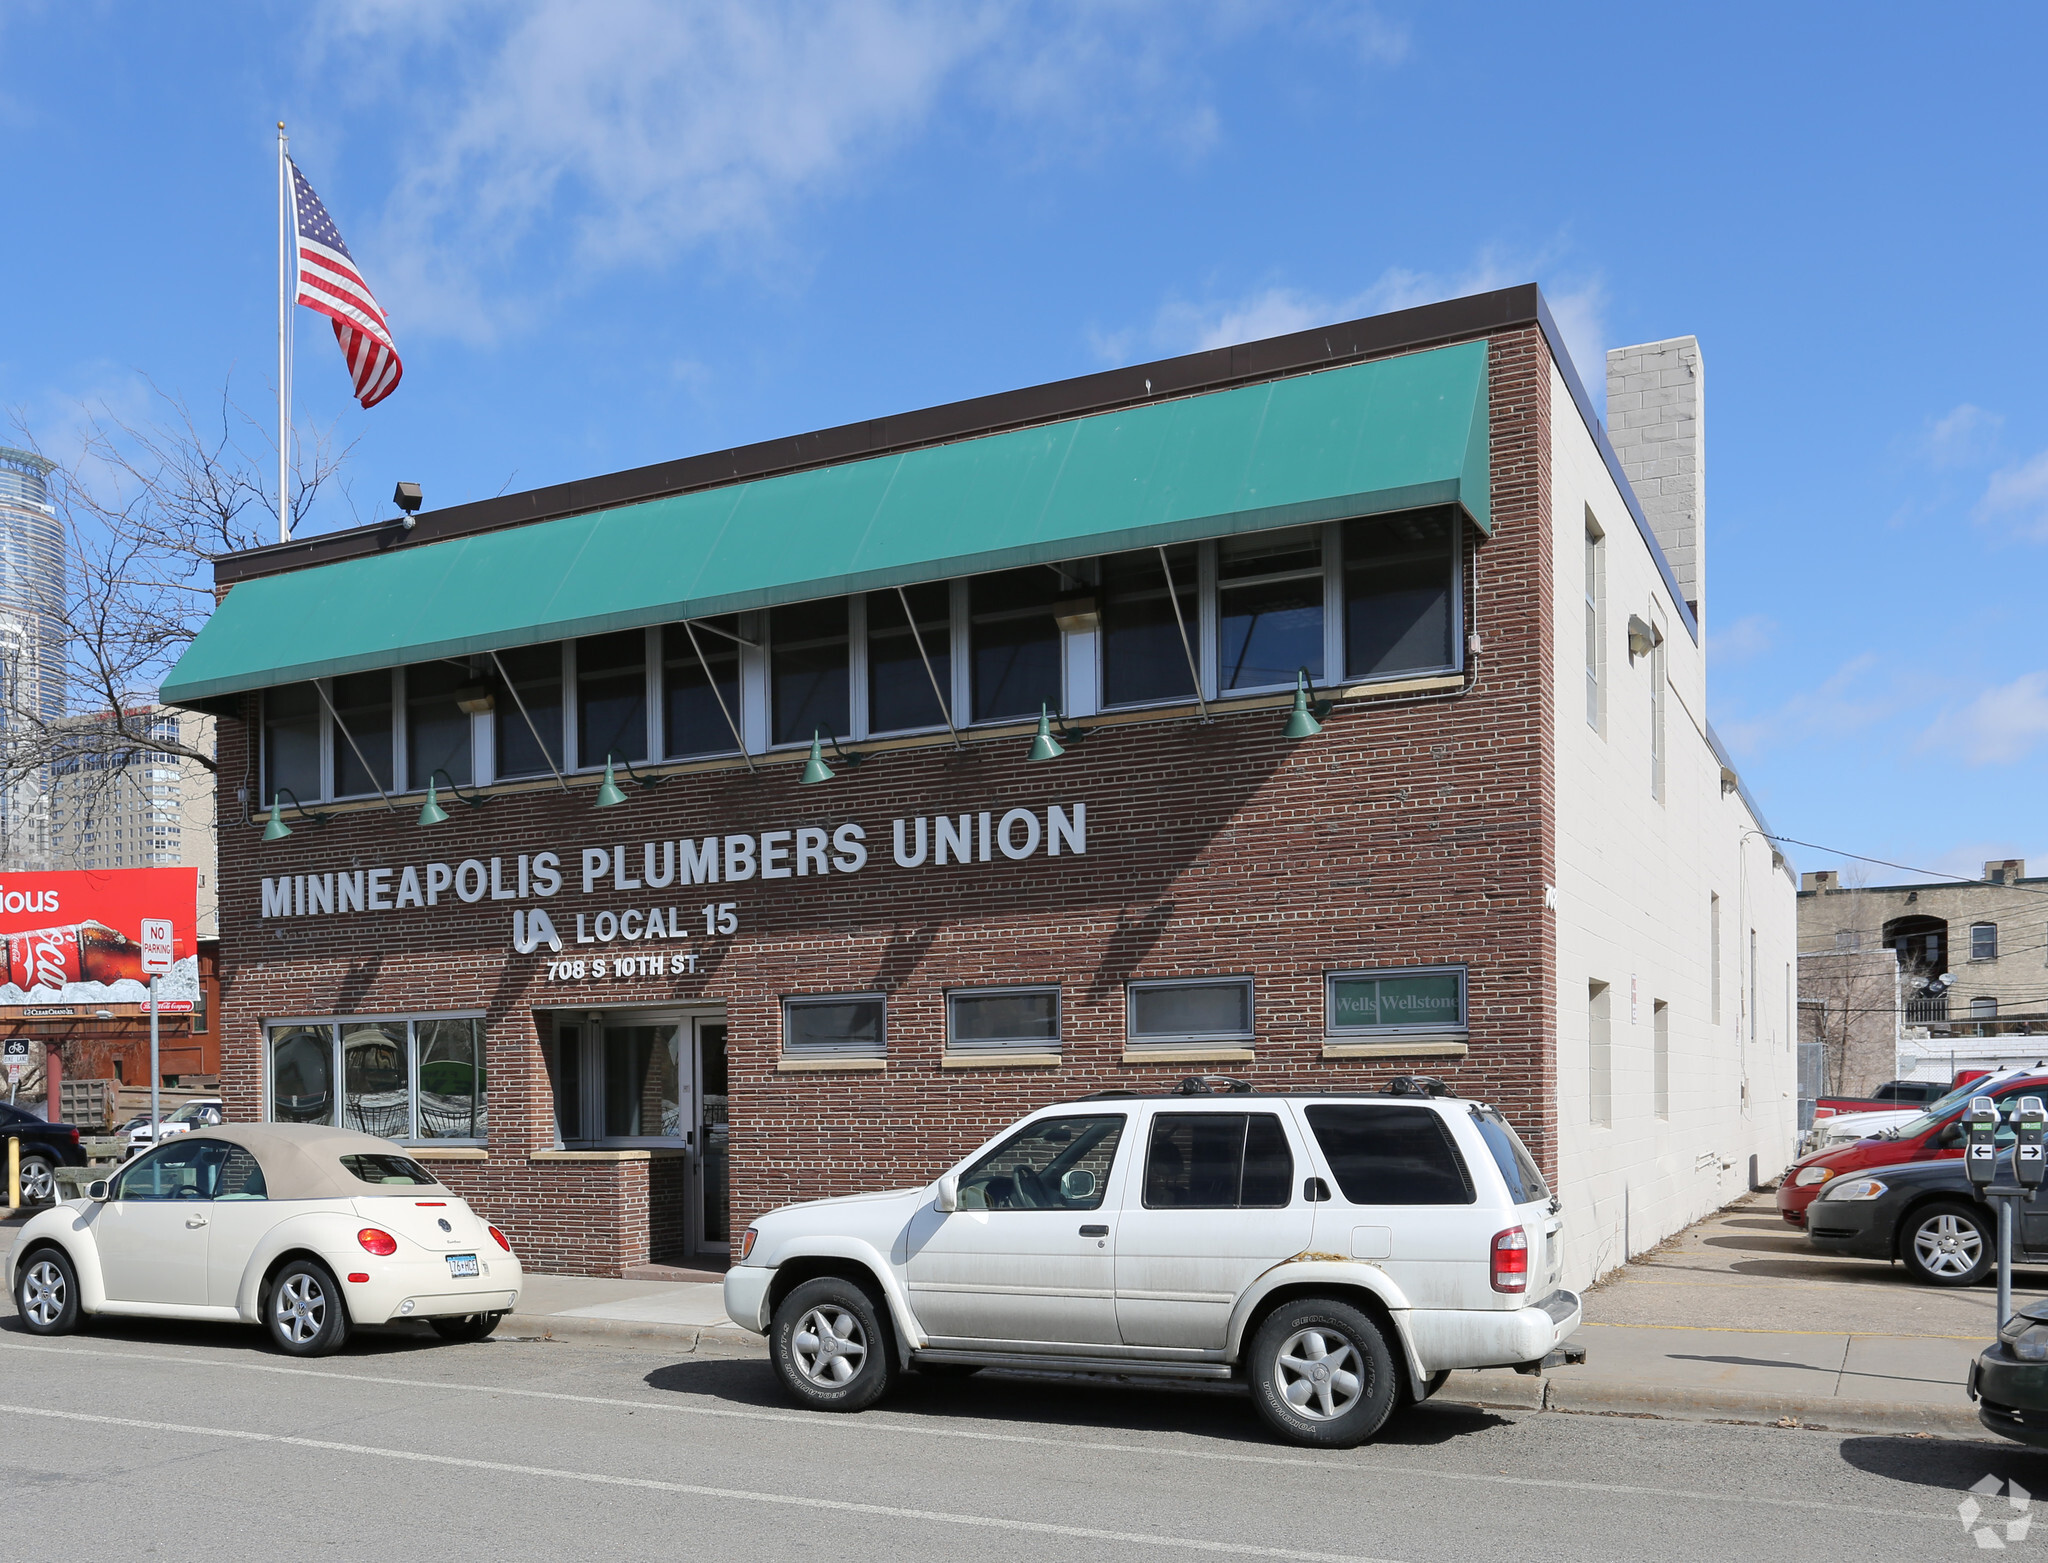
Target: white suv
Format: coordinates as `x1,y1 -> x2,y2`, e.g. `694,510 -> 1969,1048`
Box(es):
724,1077 -> 1580,1447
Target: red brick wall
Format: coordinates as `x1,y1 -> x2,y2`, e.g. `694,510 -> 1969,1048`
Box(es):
213,327 -> 1559,1277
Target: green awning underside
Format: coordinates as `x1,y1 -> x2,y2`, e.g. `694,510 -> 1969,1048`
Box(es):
162,341 -> 1490,704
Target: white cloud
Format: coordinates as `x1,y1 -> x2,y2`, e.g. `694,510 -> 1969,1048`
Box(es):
1716,651 -> 1928,759
1944,670 -> 2048,765
1924,402 -> 2002,468
1712,613 -> 1774,664
1977,450 -> 2048,541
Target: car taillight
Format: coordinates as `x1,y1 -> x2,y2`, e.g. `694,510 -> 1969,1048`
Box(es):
488,1225 -> 512,1253
1491,1227 -> 1529,1293
357,1228 -> 397,1256
739,1227 -> 758,1262
67,1128 -> 80,1145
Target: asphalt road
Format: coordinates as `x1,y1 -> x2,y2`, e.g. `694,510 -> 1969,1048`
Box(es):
0,1316 -> 2039,1562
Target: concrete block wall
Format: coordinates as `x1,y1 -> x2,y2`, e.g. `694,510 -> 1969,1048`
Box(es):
1604,338 -> 1705,628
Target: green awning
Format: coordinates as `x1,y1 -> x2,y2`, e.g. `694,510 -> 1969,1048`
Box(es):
161,340 -> 1489,704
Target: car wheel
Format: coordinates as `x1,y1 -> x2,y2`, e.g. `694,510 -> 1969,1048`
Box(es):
769,1277 -> 895,1412
265,1259 -> 352,1356
1248,1297 -> 1399,1448
429,1312 -> 505,1344
15,1246 -> 80,1335
1901,1201 -> 1995,1286
17,1155 -> 56,1206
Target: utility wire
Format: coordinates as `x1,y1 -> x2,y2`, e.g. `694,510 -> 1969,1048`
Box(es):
1769,833 -> 2048,899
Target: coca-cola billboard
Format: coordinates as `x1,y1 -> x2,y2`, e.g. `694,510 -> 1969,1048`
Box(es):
0,868 -> 198,1005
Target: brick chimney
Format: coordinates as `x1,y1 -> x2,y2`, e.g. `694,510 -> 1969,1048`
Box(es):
1605,337 -> 1704,628
1802,870 -> 1840,893
1986,859 -> 2026,884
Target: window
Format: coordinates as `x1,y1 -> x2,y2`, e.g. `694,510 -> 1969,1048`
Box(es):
603,1025 -> 678,1136
1710,893 -> 1722,1024
867,584 -> 952,733
1583,519 -> 1603,731
1343,509 -> 1457,680
771,599 -> 850,745
218,1146 -> 267,1200
1971,997 -> 1999,1020
1649,610 -> 1667,801
1218,527 -> 1323,690
1653,1000 -> 1670,1120
1749,929 -> 1758,1042
340,1153 -> 438,1187
112,1138 -> 227,1201
1101,545 -> 1197,707
1143,1113 -> 1292,1208
330,672 -> 393,796
577,630 -> 647,766
1326,966 -> 1466,1037
783,994 -> 886,1060
263,683 -> 321,803
1469,1106 -> 1549,1203
1127,978 -> 1253,1049
1589,981 -> 1612,1127
406,663 -> 472,789
946,987 -> 1060,1055
266,1016 -> 486,1142
662,621 -> 741,758
970,568 -> 1065,722
1973,923 -> 1999,961
1303,1105 -> 1474,1205
955,1114 -> 1124,1211
496,643 -> 564,779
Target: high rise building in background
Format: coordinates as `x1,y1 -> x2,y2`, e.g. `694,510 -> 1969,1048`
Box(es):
0,448 -> 67,869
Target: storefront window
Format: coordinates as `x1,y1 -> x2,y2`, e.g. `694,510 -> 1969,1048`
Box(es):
329,672 -> 394,797
662,620 -> 741,758
263,684 -> 321,803
1218,528 -> 1323,690
1100,545 -> 1197,708
784,995 -> 886,1060
947,987 -> 1060,1054
868,584 -> 952,733
1343,509 -> 1458,680
266,1016 -> 485,1143
1326,966 -> 1467,1036
496,643 -> 564,779
603,1024 -> 681,1137
577,630 -> 647,766
1127,978 -> 1254,1047
970,568 -> 1065,722
406,663 -> 472,789
771,599 -> 850,745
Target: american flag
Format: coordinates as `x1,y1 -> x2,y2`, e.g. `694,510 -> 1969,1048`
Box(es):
289,160 -> 402,409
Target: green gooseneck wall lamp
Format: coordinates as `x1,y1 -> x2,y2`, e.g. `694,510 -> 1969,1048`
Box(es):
416,769 -> 487,827
593,757 -> 630,808
1283,669 -> 1333,739
799,732 -> 836,785
261,795 -> 292,841
1026,704 -> 1065,762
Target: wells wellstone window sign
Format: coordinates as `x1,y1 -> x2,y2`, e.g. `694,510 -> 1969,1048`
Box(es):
259,801 -> 1088,975
0,868 -> 201,1017
1326,965 -> 1467,1036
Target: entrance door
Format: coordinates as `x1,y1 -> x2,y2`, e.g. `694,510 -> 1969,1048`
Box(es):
693,1019 -> 729,1257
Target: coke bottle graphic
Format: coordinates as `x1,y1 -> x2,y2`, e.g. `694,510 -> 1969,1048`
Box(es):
78,920 -> 147,984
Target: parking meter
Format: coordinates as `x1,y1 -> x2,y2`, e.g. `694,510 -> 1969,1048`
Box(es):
2016,1097 -> 2047,1189
1966,1096 -> 2002,1188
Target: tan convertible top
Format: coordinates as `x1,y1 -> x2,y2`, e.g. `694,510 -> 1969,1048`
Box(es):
178,1123 -> 452,1201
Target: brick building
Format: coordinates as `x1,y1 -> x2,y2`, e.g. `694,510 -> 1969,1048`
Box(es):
162,286 -> 1797,1286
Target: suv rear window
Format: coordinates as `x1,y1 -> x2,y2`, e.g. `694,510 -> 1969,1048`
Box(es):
1469,1106 -> 1549,1203
340,1153 -> 438,1187
1304,1105 -> 1473,1205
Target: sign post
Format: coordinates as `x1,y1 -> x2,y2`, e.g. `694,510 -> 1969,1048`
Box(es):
139,918 -> 173,1144
2,1036 -> 24,1103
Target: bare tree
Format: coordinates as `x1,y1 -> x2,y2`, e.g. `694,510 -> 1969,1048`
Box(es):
1798,883 -> 1900,1097
0,382 -> 357,852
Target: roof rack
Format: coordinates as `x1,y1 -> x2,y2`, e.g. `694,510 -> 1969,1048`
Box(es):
1382,1074 -> 1455,1099
1173,1075 -> 1254,1097
1080,1088 -> 1141,1100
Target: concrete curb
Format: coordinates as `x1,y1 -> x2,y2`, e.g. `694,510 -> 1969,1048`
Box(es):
1439,1370 -> 1988,1440
504,1313 -> 764,1350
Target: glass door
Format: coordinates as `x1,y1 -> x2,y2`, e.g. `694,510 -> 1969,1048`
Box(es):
694,1019 -> 729,1256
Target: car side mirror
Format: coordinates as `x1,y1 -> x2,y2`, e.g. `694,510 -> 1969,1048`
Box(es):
86,1180 -> 110,1202
1059,1168 -> 1096,1202
934,1173 -> 959,1214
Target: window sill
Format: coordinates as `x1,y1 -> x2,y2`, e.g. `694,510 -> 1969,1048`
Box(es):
941,1051 -> 1062,1069
1321,1037 -> 1470,1059
1122,1047 -> 1255,1064
405,1146 -> 488,1160
777,1056 -> 887,1073
529,1147 -> 691,1162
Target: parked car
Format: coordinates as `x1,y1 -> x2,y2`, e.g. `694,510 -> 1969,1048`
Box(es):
1971,1299 -> 2048,1446
6,1122 -> 522,1355
0,1101 -> 86,1205
1812,1079 -> 1960,1121
1779,1073 -> 2044,1227
124,1097 -> 225,1156
1804,1153 -> 2048,1286
724,1078 -> 1579,1448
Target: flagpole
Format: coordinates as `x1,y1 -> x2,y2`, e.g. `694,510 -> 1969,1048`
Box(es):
277,121 -> 291,546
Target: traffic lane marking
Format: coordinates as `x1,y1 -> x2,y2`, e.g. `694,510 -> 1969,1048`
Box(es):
0,1401 -> 1393,1563
0,1337 -> 1959,1525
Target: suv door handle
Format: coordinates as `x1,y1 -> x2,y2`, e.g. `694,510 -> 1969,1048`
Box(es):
185,1216 -> 208,1229
1078,1224 -> 1109,1237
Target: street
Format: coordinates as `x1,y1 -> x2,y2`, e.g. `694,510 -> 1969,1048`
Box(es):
0,1318 -> 2034,1562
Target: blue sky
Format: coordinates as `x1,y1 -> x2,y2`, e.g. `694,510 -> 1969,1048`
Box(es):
4,2 -> 2044,885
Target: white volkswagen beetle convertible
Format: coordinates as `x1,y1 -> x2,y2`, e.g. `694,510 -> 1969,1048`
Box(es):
7,1122 -> 522,1355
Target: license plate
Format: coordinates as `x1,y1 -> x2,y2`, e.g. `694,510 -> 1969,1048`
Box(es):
446,1254 -> 479,1278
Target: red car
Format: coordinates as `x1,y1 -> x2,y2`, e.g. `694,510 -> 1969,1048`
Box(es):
1779,1072 -> 2045,1227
